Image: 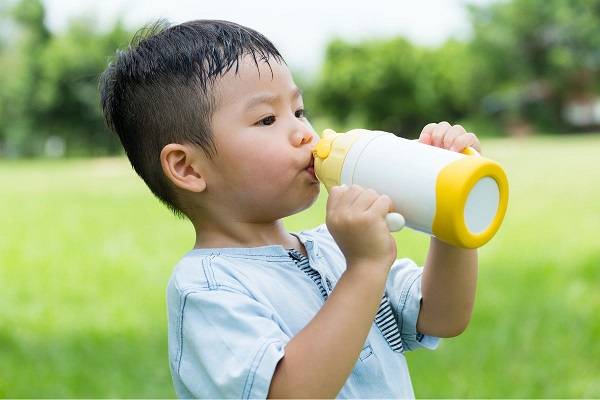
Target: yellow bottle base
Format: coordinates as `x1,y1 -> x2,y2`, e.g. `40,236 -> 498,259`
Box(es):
432,156 -> 509,248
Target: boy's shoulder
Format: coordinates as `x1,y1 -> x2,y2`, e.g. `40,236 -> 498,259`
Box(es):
167,250 -> 252,299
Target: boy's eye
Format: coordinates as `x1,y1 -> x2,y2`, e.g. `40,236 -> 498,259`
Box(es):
258,116 -> 276,126
256,109 -> 306,126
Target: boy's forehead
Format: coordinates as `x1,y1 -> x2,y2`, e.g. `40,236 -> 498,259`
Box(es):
214,56 -> 294,106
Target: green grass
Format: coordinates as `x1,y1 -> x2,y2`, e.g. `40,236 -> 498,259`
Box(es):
1,134 -> 599,397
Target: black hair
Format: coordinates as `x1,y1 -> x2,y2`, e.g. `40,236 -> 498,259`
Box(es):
99,19 -> 285,218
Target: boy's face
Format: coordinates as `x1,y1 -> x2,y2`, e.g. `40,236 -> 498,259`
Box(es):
199,55 -> 320,222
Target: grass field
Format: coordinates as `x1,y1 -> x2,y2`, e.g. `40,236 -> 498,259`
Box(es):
1,134 -> 599,397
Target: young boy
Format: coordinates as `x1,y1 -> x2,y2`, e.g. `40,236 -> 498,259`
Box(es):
100,19 -> 481,399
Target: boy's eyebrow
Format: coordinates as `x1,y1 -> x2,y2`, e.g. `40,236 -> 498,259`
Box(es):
244,87 -> 303,111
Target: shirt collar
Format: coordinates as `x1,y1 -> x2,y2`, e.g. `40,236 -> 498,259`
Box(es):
186,230 -> 318,258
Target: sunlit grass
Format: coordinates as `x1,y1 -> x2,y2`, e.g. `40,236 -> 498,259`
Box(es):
1,134 -> 599,397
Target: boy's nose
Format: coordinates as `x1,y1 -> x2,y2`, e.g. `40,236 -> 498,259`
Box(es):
295,130 -> 315,146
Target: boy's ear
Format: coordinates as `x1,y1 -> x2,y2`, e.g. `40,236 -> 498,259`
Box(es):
160,143 -> 207,193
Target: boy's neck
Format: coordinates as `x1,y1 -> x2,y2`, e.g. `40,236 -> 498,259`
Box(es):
193,218 -> 306,256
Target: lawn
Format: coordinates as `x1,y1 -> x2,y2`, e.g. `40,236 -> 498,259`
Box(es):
1,134 -> 599,397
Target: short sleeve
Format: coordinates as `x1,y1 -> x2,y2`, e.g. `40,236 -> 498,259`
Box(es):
173,287 -> 289,399
385,258 -> 440,352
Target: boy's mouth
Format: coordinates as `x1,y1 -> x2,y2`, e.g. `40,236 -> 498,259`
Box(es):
305,156 -> 317,180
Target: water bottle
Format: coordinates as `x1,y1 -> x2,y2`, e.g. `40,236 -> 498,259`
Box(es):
312,128 -> 509,249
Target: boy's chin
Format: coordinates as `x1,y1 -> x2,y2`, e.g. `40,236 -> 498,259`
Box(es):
297,187 -> 321,211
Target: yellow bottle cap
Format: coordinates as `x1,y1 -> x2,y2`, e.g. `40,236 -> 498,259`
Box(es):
313,129 -> 337,159
312,129 -> 363,191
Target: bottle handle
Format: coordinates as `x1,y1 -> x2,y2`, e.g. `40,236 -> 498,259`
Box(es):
385,212 -> 406,232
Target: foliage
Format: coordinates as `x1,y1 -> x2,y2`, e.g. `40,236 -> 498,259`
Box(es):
468,0 -> 600,130
0,0 -> 130,156
2,0 -> 600,155
311,37 -> 482,137
309,0 -> 600,136
470,0 -> 600,90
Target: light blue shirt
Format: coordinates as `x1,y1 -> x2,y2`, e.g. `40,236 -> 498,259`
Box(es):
167,224 -> 439,399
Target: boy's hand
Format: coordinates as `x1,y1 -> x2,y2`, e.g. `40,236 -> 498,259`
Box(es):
326,184 -> 397,271
418,121 -> 482,154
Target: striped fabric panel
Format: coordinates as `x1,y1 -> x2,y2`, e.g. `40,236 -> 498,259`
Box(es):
374,296 -> 404,352
287,249 -> 403,353
287,249 -> 328,300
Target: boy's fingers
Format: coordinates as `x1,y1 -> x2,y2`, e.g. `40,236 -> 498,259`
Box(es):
369,194 -> 395,218
327,185 -> 349,213
420,122 -> 437,136
352,188 -> 379,211
328,184 -> 364,211
431,121 -> 451,147
451,132 -> 481,153
419,132 -> 433,145
344,184 -> 365,207
449,135 -> 468,152
326,186 -> 340,213
418,133 -> 432,145
468,133 -> 482,152
443,125 -> 466,149
419,123 -> 436,144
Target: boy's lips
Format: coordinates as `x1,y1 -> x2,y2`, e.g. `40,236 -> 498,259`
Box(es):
305,155 -> 318,180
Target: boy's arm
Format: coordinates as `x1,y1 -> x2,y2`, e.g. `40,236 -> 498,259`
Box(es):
269,184 -> 397,398
415,121 -> 482,337
268,262 -> 388,398
416,236 -> 478,337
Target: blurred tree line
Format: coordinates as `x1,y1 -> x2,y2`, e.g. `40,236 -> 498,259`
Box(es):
1,0 -> 600,157
310,0 -> 600,138
0,0 -> 129,156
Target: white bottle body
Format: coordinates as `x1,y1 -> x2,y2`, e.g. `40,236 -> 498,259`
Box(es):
339,130 -> 470,235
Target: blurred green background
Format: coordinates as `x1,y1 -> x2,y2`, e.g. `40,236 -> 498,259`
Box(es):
2,135 -> 599,398
1,0 -> 599,397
